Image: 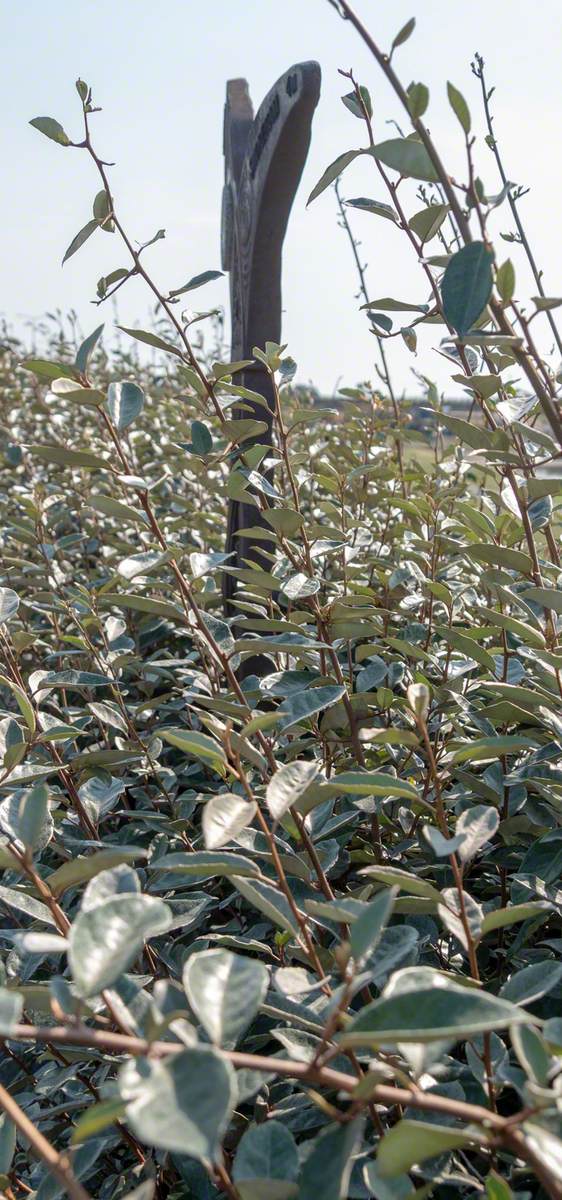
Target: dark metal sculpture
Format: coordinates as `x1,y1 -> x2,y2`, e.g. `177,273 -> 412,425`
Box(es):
221,62 -> 321,626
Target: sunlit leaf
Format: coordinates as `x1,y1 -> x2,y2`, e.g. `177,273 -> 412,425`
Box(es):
183,949 -> 268,1046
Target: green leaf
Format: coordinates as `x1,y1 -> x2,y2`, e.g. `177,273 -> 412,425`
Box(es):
100,593 -> 184,621
327,771 -> 418,800
475,605 -> 545,648
446,82 -> 471,134
93,190 -> 113,228
518,1123 -> 562,1188
266,761 -> 319,821
341,87 -> 372,120
361,728 -> 420,748
377,1120 -> 476,1178
117,550 -> 170,580
29,116 -> 71,146
88,495 -> 147,526
183,949 -> 268,1047
233,1120 -> 299,1200
117,326 -> 182,357
33,669 -> 111,692
0,588 -> 20,623
359,866 -> 442,902
97,267 -> 129,299
202,793 -> 257,849
278,685 -> 346,731
441,242 -> 494,335
438,413 -> 493,450
48,847 -> 148,897
75,323 -> 104,374
122,1047 -> 236,1162
350,887 -> 397,966
0,673 -> 36,735
345,198 -> 398,223
455,804 -> 499,863
408,204 -> 450,244
522,587 -> 562,614
297,1119 -> 364,1200
464,543 -> 533,575
407,83 -> 429,119
20,357 -> 81,382
107,381 -> 144,430
222,418 -> 267,442
232,876 -> 300,937
50,378 -> 105,407
281,573 -> 320,600
339,973 -> 531,1045
391,17 -> 415,53
528,494 -> 552,531
0,790 -> 52,856
68,893 -> 171,996
481,903 -> 550,935
307,150 -> 365,205
371,139 -> 438,183
500,960 -> 562,1005
213,358 -> 254,379
263,507 -> 304,535
452,374 -> 503,400
72,1099 -> 127,1145
532,295 -> 562,310
485,1172 -> 513,1200
364,1162 -> 418,1200
361,297 -> 427,313
189,551 -> 235,578
306,897 -> 365,924
423,826 -> 464,858
160,727 -> 226,770
12,783 -> 51,856
369,313 -> 393,332
438,886 -> 483,951
450,735 -> 534,764
0,1113 -> 15,1176
437,628 -> 494,676
28,445 -> 109,470
0,988 -> 23,1035
191,419 -> 213,454
170,269 -> 223,296
148,851 -> 260,879
496,259 -> 515,303
511,1024 -> 551,1086
62,219 -> 100,265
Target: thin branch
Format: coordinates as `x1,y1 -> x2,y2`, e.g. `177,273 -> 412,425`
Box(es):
326,0 -> 562,447
472,53 -> 562,358
9,1017 -> 562,1199
0,1079 -> 91,1200
334,178 -> 407,496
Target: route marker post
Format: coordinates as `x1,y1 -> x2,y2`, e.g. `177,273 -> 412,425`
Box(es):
221,62 -> 321,665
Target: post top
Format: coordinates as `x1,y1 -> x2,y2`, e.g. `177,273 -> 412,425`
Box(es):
222,60 -> 321,274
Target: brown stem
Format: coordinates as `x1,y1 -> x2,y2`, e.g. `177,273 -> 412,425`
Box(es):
0,1079 -> 91,1200
416,714 -> 497,1110
473,53 -> 562,359
328,0 -> 562,448
10,1018 -> 562,1197
334,177 -> 406,497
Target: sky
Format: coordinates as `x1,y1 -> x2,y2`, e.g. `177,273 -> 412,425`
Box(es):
2,0 -> 561,396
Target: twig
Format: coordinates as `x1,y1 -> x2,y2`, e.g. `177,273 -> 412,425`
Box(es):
0,1079 -> 91,1200
472,53 -> 562,358
9,1018 -> 562,1199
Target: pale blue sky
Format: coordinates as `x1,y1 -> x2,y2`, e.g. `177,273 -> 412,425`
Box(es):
2,0 -> 561,394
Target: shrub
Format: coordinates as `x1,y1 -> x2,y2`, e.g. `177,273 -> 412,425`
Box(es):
0,5 -> 561,1199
